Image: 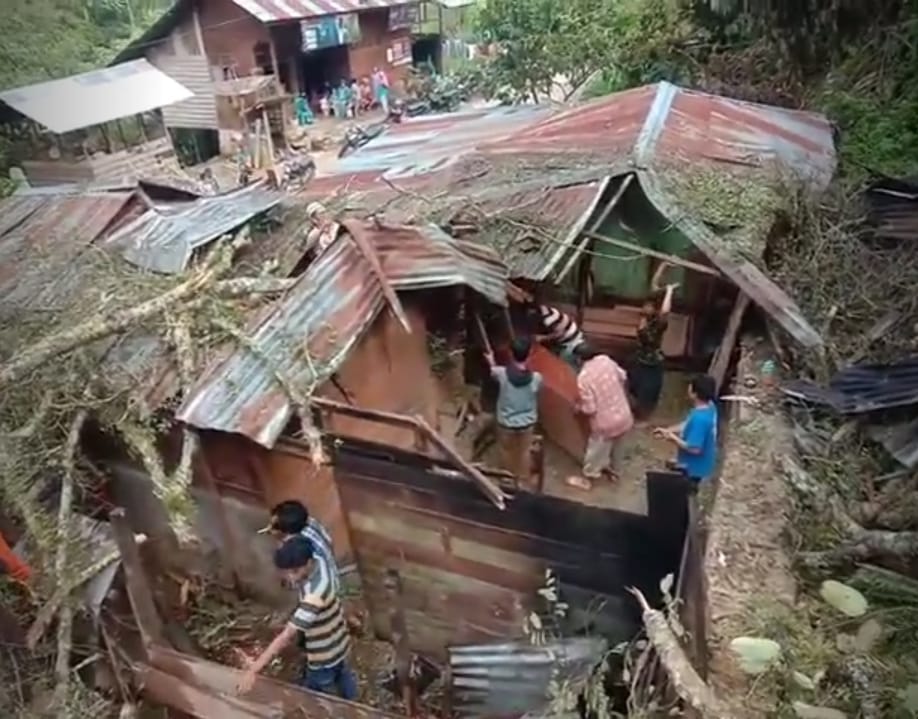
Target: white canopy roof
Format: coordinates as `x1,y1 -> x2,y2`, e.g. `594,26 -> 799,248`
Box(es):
0,59 -> 193,135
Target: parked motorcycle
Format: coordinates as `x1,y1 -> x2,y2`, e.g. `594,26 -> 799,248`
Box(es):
278,148 -> 316,190
338,122 -> 388,159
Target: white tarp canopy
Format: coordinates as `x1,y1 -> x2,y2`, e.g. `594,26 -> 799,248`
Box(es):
0,59 -> 193,135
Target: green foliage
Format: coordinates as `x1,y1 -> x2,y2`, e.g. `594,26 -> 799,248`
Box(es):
477,0 -> 697,101
0,0 -> 171,91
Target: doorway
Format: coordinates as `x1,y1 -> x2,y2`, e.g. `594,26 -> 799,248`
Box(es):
412,35 -> 442,72
299,45 -> 351,103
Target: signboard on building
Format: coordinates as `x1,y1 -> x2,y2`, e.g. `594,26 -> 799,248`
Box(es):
300,14 -> 361,51
387,38 -> 412,66
389,3 -> 420,30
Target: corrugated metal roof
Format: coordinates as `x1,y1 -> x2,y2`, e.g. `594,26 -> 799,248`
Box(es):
490,82 -> 835,186
866,417 -> 918,469
783,358 -> 918,413
107,184 -> 283,274
0,189 -> 137,309
177,220 -> 508,446
231,0 -> 414,22
0,60 -> 193,135
865,176 -> 918,242
448,637 -> 607,718
155,55 -> 219,130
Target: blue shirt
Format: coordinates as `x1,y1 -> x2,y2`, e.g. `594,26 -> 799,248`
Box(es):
677,404 -> 718,480
491,366 -> 542,429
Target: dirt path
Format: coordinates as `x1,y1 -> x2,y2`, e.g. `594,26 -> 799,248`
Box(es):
703,337 -> 797,718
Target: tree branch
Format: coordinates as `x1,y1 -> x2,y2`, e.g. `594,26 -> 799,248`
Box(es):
51,409 -> 87,714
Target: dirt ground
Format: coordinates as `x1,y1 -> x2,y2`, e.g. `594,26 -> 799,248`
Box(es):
440,370 -> 693,515
703,337 -> 797,718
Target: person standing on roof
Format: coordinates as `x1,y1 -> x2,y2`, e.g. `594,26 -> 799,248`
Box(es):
483,337 -> 542,483
236,536 -> 357,699
630,262 -> 679,421
567,345 -> 633,491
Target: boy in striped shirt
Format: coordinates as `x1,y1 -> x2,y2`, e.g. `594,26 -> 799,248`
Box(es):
236,535 -> 357,699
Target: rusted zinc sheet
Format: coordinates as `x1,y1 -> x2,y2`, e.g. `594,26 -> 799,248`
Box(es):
865,176 -> 918,242
783,357 -> 918,413
0,187 -> 138,309
448,637 -> 607,718
178,223 -> 508,447
107,183 -> 282,274
492,82 -> 835,187
866,417 -> 918,468
147,646 -> 402,719
332,443 -> 682,659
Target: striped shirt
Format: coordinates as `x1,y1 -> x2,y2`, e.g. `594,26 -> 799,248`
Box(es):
290,553 -> 350,670
539,305 -> 584,349
300,518 -> 338,591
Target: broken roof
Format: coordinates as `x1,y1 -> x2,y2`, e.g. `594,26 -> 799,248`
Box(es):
308,82 -> 836,347
0,60 -> 193,135
177,220 -> 508,446
105,183 -> 283,274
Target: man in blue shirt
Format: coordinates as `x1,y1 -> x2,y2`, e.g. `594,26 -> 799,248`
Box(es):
654,374 -> 718,486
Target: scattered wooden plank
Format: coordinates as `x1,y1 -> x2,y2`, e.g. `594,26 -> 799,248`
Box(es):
708,293 -> 751,393
110,509 -> 163,653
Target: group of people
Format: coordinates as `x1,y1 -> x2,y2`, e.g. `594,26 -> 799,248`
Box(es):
236,500 -> 358,700
495,268 -> 718,492
295,67 -> 391,126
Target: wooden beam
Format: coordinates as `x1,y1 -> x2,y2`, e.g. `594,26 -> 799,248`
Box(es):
587,173 -> 634,234
340,219 -> 411,333
194,450 -> 244,588
582,230 -> 721,277
311,397 -> 507,510
707,293 -> 751,393
109,508 -> 164,652
384,569 -> 415,715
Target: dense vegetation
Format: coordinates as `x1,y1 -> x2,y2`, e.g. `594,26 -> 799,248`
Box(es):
0,0 -> 171,91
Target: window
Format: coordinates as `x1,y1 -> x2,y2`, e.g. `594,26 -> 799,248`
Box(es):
253,42 -> 273,75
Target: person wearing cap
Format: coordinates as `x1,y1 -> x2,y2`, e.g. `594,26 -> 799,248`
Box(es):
237,535 -> 357,699
305,202 -> 338,256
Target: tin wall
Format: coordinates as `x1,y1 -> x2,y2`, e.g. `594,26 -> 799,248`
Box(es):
334,439 -> 689,659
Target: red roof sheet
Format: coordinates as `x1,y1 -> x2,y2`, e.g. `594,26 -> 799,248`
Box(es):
231,0 -> 411,22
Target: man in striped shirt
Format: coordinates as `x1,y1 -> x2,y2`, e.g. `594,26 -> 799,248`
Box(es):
535,304 -> 585,368
236,535 -> 357,699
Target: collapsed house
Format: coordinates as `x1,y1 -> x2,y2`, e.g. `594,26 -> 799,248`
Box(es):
0,82 -> 843,717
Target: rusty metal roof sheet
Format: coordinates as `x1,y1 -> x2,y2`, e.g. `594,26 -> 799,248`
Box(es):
107,183 -> 282,274
865,176 -> 918,242
177,222 -> 508,446
448,637 -> 607,718
0,189 -> 137,309
491,82 -> 835,185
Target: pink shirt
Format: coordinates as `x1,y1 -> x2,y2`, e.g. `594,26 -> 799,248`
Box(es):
577,356 -> 633,438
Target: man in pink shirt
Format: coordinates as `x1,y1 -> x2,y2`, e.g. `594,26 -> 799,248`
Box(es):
568,345 -> 634,490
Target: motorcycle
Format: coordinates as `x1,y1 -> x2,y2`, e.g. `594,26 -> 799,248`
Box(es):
278,148 -> 316,190
338,121 -> 388,159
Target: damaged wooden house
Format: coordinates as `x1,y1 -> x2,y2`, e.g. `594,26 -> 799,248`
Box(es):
0,82 -> 839,718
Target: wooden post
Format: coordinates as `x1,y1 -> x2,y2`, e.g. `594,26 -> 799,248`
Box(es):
109,508 -> 164,654
195,451 -> 244,589
191,3 -> 207,56
384,569 -> 415,716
